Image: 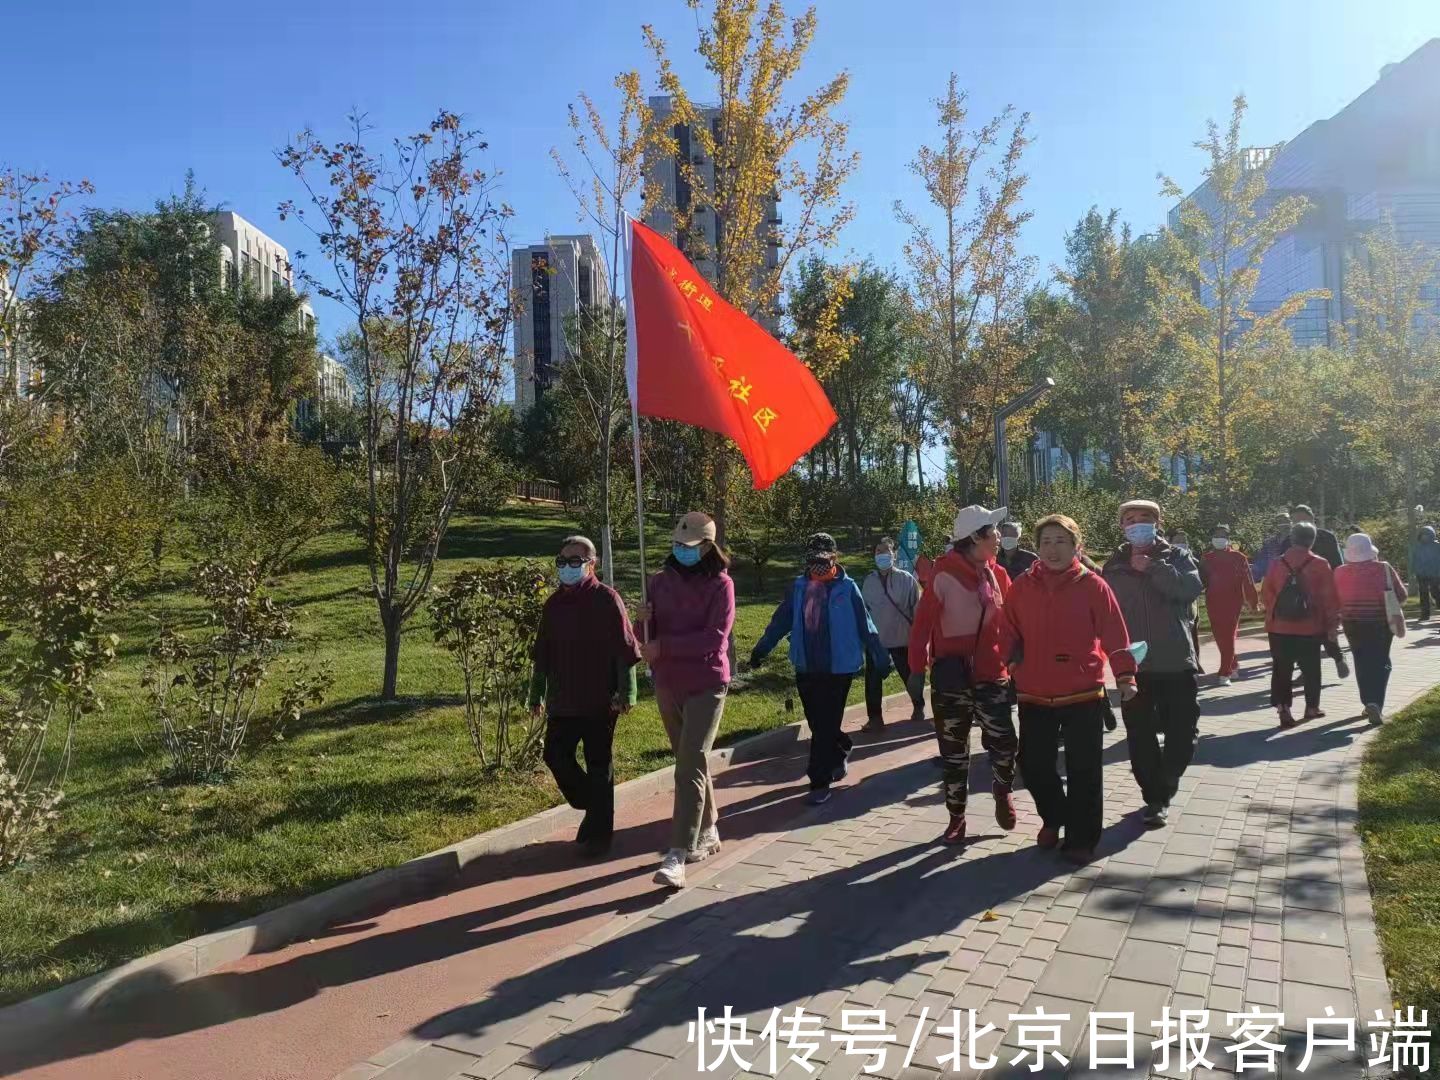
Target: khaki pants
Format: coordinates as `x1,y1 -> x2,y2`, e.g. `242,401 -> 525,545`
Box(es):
656,684 -> 728,852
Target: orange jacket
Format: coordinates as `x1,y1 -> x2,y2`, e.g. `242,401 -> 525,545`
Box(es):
907,550 -> 1012,684
1261,547 -> 1340,637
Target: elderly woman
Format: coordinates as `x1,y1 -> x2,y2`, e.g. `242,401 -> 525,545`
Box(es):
644,512 -> 736,890
529,536 -> 642,857
751,533 -> 891,806
1334,533 -> 1407,724
1260,522 -> 1341,729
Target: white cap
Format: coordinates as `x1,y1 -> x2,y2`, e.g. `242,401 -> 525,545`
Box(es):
952,505 -> 1008,541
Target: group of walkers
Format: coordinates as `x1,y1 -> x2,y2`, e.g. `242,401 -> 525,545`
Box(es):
527,500 -> 1434,889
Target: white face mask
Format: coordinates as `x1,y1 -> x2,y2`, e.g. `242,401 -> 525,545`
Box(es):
1000,536 -> 1019,551
1212,538 -> 1229,550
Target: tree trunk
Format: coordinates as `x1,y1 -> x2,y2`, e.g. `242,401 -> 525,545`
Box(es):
600,441 -> 615,585
381,606 -> 402,700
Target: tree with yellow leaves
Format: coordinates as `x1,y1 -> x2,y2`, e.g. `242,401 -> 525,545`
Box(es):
1338,214 -> 1440,533
894,74 -> 1036,499
637,0 -> 858,541
551,74 -> 652,584
1156,95 -> 1316,506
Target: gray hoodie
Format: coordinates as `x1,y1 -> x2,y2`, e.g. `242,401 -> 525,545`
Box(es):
1102,540 -> 1204,673
861,566 -> 920,650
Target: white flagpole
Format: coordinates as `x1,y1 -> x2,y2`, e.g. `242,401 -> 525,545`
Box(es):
622,215 -> 648,625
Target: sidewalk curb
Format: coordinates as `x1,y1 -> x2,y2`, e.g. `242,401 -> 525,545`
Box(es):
0,690 -> 833,1047
0,623 -> 1265,1046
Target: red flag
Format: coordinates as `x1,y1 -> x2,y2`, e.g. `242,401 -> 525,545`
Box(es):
624,219 -> 836,490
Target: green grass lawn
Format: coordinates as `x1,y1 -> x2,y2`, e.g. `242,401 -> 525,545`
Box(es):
0,503 -> 888,1007
1359,687 -> 1440,1030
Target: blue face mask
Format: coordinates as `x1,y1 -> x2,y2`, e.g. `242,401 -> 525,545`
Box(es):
1124,523 -> 1158,547
558,565 -> 586,587
875,553 -> 893,571
673,543 -> 702,567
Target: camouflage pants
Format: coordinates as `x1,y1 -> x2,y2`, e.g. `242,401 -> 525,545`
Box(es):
932,681 -> 1017,816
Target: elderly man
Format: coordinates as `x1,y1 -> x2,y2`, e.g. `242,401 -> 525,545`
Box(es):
1102,499 -> 1204,830
529,535 -> 641,857
997,520 -> 1039,580
861,537 -> 925,732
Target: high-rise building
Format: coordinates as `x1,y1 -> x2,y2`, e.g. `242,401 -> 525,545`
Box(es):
511,234 -> 609,413
1173,38 -> 1440,346
642,95 -> 782,332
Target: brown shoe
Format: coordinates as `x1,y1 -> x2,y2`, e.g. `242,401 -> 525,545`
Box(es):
941,814 -> 967,846
1278,706 -> 1296,729
1036,826 -> 1060,850
1303,708 -> 1326,722
1061,847 -> 1095,866
993,784 -> 1017,831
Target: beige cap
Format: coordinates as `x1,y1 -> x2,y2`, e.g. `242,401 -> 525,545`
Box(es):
673,511 -> 717,547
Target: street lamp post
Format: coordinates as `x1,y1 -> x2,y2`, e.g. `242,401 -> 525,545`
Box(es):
994,377 -> 1055,511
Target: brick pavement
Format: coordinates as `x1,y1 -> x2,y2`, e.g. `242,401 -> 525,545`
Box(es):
353,630 -> 1438,1080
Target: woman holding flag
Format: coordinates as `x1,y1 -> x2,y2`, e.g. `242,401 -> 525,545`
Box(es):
642,512 -> 736,891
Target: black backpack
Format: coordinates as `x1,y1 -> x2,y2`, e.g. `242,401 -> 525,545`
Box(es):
1273,556 -> 1311,621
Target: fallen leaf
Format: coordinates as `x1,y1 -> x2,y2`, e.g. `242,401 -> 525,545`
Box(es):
981,910 -> 999,922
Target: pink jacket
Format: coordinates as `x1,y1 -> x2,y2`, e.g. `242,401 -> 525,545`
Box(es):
646,566 -> 736,697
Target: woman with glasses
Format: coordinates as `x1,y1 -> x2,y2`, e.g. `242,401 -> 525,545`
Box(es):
907,505 -> 1020,846
528,535 -> 641,858
642,512 -> 736,890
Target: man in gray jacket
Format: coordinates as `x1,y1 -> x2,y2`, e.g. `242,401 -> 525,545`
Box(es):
861,537 -> 924,731
1103,499 -> 1205,829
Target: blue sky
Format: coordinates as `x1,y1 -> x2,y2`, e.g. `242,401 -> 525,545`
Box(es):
3,0 -> 1436,343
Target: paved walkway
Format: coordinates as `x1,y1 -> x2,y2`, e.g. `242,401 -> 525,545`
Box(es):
4,630 -> 1434,1080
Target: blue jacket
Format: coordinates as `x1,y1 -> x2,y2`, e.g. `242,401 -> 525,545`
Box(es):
1412,528 -> 1440,578
752,568 -> 891,676
1252,532 -> 1290,583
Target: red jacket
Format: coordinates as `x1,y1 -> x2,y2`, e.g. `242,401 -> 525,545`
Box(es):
1261,547 -> 1340,637
998,559 -> 1137,702
907,551 -> 1011,684
1201,548 -> 1259,615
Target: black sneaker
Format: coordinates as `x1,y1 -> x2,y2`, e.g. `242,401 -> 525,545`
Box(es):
862,717 -> 885,733
1142,804 -> 1168,829
1336,656 -> 1351,679
580,835 -> 612,858
806,787 -> 833,806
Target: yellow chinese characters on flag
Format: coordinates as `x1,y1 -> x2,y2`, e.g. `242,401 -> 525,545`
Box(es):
624,219 -> 837,489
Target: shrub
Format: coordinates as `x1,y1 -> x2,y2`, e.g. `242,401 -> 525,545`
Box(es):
0,552 -> 123,869
142,560 -> 332,782
190,442 -> 343,577
430,563 -> 549,768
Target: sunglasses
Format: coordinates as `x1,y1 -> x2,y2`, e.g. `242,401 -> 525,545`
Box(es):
555,555 -> 593,569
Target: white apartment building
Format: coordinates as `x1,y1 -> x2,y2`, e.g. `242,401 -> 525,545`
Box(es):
212,210 -> 317,336
511,234 -> 610,413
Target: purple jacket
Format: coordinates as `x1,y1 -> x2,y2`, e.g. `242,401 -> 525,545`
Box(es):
647,565 -> 736,698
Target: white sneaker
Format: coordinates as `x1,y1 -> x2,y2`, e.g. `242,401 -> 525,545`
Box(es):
1217,676 -> 1232,687
654,849 -> 687,889
687,825 -> 722,864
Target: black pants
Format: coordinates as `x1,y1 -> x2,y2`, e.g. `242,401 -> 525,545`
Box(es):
864,647 -> 915,721
1120,671 -> 1200,808
1018,699 -> 1106,852
1323,635 -> 1346,667
1269,633 -> 1323,712
1417,576 -> 1440,620
797,673 -> 854,790
1343,618 -> 1394,709
543,714 -> 616,840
